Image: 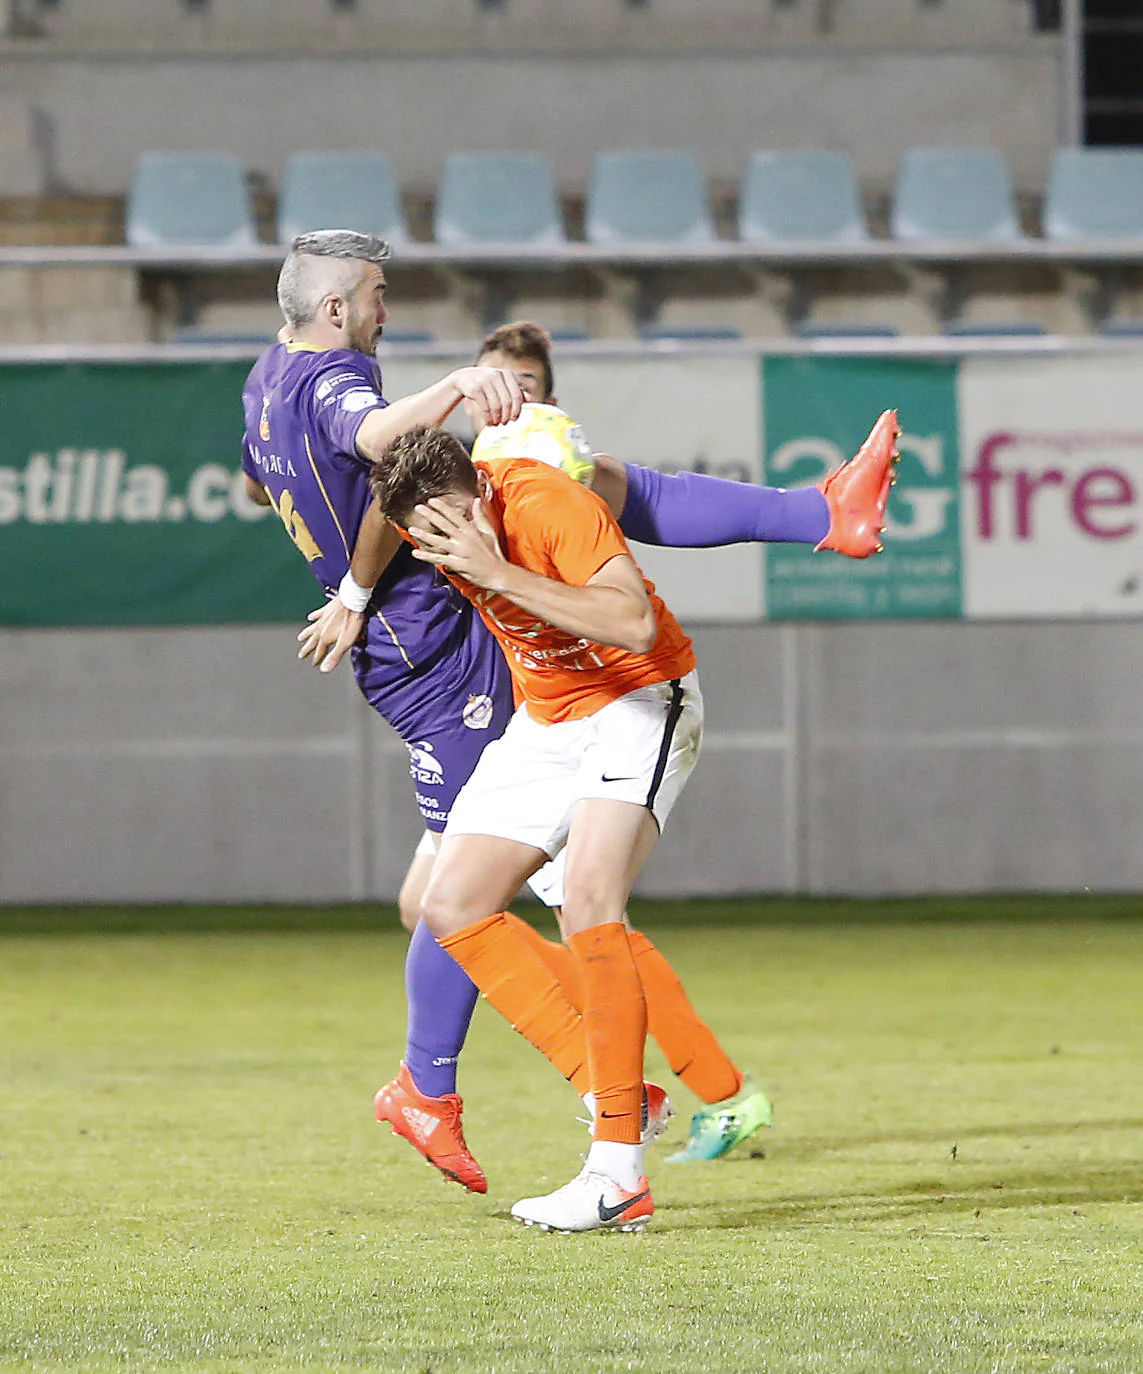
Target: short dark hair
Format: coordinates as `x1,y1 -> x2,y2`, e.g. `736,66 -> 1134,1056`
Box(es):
371,425 -> 479,528
477,319 -> 554,400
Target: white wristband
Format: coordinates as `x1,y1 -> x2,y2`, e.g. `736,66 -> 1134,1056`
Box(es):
336,570 -> 372,613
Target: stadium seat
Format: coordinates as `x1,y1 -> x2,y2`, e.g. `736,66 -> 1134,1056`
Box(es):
738,151 -> 868,243
943,322 -> 1047,336
277,152 -> 408,245
639,326 -> 741,341
585,151 -> 716,244
1043,148 -> 1143,240
434,152 -> 565,245
890,149 -> 1023,241
126,153 -> 258,248
794,323 -> 899,338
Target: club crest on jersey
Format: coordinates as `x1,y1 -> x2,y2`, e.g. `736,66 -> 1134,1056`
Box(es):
462,694 -> 494,731
259,395 -> 272,441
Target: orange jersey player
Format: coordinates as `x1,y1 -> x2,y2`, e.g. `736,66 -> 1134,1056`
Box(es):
372,426 -> 705,1233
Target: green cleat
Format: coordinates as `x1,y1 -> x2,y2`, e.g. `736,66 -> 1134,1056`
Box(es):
666,1084 -> 773,1163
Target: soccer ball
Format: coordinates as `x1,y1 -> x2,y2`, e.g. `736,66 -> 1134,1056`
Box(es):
471,402 -> 595,485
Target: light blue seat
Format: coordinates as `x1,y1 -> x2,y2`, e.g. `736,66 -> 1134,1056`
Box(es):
1044,149 -> 1143,240
640,325 -> 741,341
943,322 -> 1046,336
795,323 -> 898,338
126,152 -> 258,247
277,152 -> 408,245
739,150 -> 868,243
434,152 -> 564,245
586,151 -> 715,244
891,149 -> 1022,242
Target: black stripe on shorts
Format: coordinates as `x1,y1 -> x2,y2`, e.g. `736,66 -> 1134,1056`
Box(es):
645,678 -> 685,815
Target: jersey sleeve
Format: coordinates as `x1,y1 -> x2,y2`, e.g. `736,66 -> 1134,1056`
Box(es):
240,435 -> 258,481
308,357 -> 388,465
514,467 -> 631,586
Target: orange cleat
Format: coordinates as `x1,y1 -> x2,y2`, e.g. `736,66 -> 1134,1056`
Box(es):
373,1062 -> 488,1194
642,1082 -> 675,1144
815,408 -> 901,559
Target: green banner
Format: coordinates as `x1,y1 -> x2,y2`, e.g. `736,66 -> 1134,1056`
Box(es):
0,363 -> 316,626
762,357 -> 963,619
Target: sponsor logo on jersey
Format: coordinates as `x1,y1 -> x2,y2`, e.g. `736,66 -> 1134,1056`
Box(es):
408,741 -> 445,784
340,388 -> 382,414
259,394 -> 272,441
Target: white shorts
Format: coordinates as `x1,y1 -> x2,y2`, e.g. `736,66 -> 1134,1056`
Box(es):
444,672 -> 703,862
415,822 -> 566,906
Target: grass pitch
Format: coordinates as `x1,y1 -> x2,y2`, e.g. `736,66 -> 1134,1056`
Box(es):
1,898 -> 1141,1373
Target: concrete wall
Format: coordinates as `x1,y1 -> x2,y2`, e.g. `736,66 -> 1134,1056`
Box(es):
3,618 -> 1140,904
0,48 -> 1063,198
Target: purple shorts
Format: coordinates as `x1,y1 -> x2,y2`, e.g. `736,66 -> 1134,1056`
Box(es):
355,615 -> 515,830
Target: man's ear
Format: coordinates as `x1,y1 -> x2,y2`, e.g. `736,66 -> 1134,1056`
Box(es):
323,293 -> 346,328
476,469 -> 493,502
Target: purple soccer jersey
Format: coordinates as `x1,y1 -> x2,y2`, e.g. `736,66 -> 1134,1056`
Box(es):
240,342 -> 515,827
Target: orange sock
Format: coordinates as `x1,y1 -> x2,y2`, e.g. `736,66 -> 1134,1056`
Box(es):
627,928 -> 743,1105
502,912 -> 585,1008
567,922 -> 646,1145
439,913 -> 590,1094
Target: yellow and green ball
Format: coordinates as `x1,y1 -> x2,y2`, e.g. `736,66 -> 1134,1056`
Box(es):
471,402 -> 595,485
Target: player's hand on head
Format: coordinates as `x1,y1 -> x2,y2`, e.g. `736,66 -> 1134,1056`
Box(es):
297,597 -> 366,674
449,366 -> 524,427
408,497 -> 505,589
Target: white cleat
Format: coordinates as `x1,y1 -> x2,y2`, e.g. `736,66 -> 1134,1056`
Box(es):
511,1167 -> 655,1234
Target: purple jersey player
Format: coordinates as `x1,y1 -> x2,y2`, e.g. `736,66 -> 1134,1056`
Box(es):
244,231 -> 898,1194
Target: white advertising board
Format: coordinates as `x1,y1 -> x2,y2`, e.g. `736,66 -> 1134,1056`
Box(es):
384,354 -> 764,622
959,356 -> 1143,619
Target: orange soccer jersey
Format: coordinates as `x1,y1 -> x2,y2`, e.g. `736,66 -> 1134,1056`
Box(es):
455,458 -> 695,724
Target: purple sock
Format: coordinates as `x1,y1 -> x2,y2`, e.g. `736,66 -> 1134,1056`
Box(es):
619,462 -> 830,548
403,918 -> 479,1098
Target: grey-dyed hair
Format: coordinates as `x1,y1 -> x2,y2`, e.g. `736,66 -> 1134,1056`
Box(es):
276,229 -> 391,329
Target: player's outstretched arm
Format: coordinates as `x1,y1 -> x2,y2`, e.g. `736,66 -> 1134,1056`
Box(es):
297,501 -> 404,673
355,368 -> 524,464
409,498 -> 657,654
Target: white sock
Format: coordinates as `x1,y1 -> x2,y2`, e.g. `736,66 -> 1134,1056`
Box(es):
586,1139 -> 645,1191
582,1091 -> 596,1121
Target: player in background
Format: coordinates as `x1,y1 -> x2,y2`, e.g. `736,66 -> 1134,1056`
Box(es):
374,424 -> 715,1231
249,231 -> 898,1192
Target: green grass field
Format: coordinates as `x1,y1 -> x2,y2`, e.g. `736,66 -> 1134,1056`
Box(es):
2,899 -> 1141,1373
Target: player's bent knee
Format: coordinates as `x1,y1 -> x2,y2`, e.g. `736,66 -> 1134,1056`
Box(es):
559,883 -> 627,934
396,900 -> 420,934
419,879 -> 481,939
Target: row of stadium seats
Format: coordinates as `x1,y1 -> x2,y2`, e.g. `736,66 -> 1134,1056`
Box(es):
14,0 -> 1051,51
126,147 -> 1143,251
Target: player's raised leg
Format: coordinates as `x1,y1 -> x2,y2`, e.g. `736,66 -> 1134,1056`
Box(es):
815,408 -> 901,558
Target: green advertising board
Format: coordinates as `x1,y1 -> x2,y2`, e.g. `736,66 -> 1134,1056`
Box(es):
762,357 -> 963,619
0,363 -> 316,626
